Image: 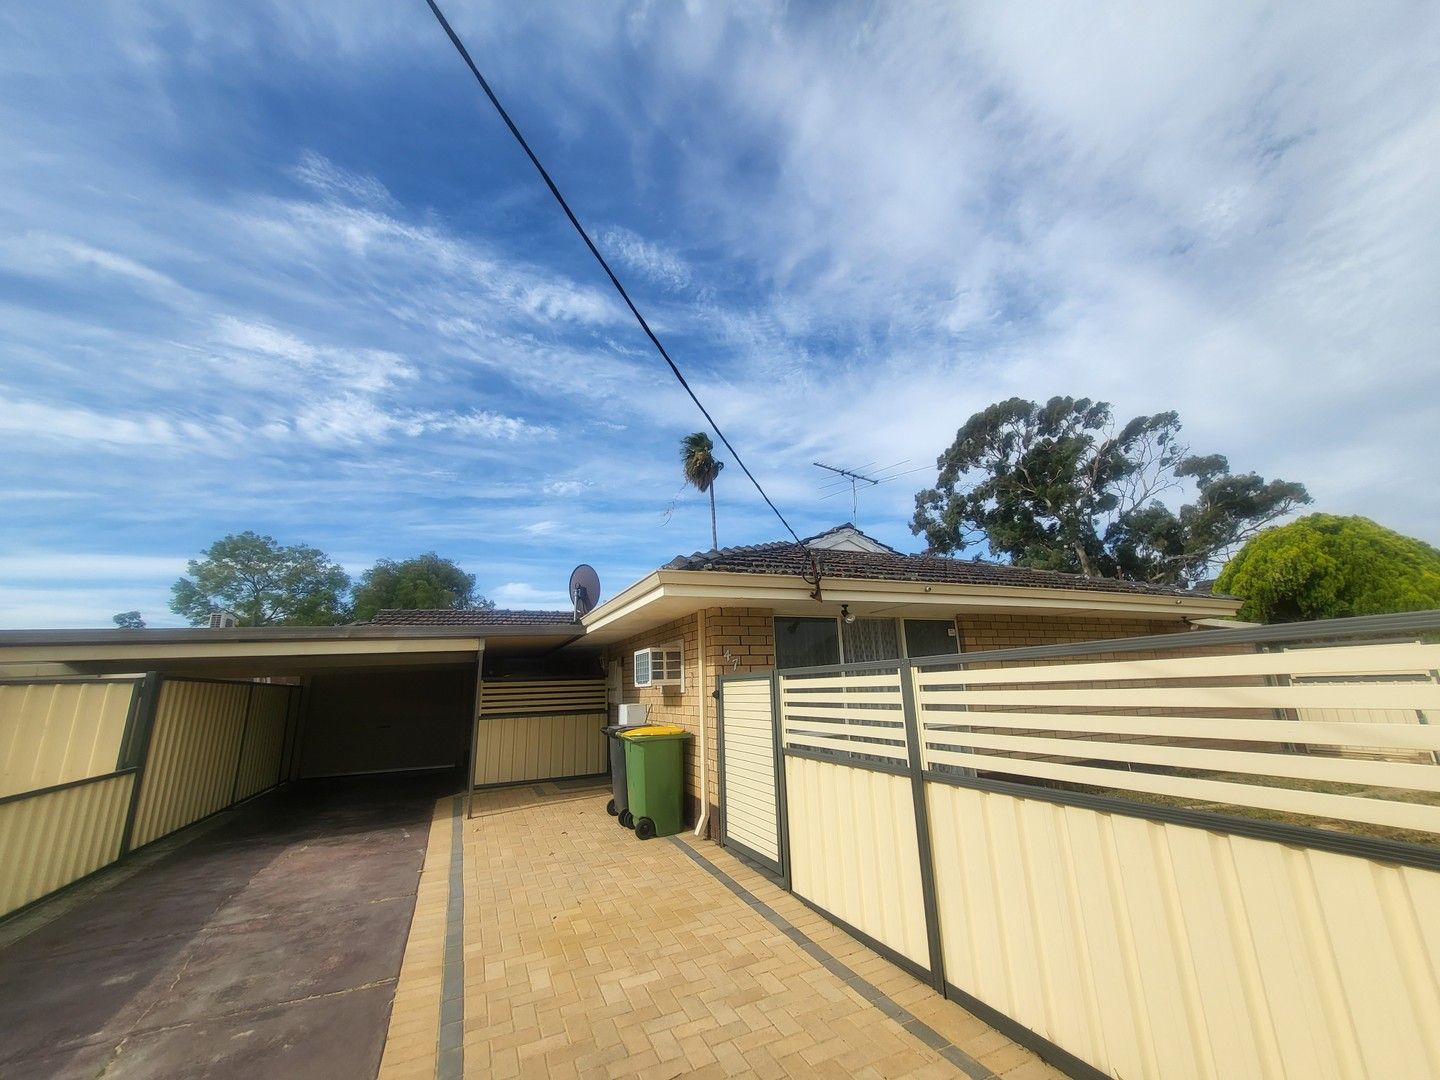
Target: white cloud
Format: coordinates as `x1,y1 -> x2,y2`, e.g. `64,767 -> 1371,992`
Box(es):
291,150 -> 395,208
211,316 -> 415,395
0,395 -> 206,448
598,226 -> 692,290
0,553 -> 185,581
0,233 -> 187,298
542,479 -> 590,498
488,581 -> 570,608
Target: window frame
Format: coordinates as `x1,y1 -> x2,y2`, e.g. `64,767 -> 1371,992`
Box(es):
772,615 -> 960,669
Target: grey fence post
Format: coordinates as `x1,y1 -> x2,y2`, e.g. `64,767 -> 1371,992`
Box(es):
899,659 -> 946,993
772,669 -> 791,890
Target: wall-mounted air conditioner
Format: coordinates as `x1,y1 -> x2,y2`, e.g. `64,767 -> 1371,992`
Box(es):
633,643 -> 684,690
208,611 -> 238,629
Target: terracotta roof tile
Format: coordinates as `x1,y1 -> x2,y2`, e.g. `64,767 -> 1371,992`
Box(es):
664,534 -> 1202,598
368,608 -> 578,627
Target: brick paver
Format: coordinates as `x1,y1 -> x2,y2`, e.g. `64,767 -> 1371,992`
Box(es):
382,783 -> 1066,1079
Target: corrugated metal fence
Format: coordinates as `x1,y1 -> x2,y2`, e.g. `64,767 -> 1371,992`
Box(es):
0,675 -> 299,918
473,678 -> 607,787
720,613 -> 1440,1080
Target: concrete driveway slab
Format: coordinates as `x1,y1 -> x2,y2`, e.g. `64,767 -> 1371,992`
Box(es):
0,772 -> 448,1080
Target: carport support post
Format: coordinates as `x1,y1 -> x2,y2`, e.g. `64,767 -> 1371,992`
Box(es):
465,643 -> 484,819
119,672 -> 163,856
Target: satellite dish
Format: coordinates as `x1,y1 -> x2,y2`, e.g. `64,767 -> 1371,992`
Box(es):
568,564 -> 601,618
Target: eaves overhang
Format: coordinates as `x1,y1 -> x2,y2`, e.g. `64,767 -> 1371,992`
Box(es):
578,569 -> 1242,645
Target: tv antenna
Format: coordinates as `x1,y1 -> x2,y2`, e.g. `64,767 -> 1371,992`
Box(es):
814,460 -> 928,524
813,462 -> 883,523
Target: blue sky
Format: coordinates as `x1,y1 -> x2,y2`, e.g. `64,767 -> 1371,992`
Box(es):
2,3 -> 1437,628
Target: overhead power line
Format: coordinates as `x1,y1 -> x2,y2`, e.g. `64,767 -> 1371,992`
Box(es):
422,0 -> 805,548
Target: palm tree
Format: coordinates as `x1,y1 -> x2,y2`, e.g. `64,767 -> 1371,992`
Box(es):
680,431 -> 725,550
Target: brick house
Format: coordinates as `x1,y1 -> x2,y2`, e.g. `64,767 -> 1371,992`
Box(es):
570,526 -> 1240,829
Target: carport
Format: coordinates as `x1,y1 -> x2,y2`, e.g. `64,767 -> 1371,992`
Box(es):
0,619 -> 601,923
0,619 -> 603,1078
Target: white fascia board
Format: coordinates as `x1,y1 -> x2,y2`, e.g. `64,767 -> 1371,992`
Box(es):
581,571 -> 664,633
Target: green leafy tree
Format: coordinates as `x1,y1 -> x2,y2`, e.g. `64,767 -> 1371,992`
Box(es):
351,553 -> 492,621
680,431 -> 725,550
1215,514 -> 1440,622
170,532 -> 350,626
911,396 -> 1310,587
112,610 -> 146,629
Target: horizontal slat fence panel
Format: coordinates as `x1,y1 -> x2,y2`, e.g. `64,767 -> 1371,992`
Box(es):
916,639 -> 1440,835
779,668 -> 910,768
0,680 -> 140,797
0,772 -> 133,917
922,709 -> 1440,751
915,641 -> 1440,686
234,684 -> 293,803
130,680 -> 250,848
920,682 -> 1440,711
473,712 -> 607,786
478,679 -> 607,717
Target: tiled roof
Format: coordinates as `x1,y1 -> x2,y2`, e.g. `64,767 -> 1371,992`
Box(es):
663,535 -> 1198,598
368,608 -> 578,627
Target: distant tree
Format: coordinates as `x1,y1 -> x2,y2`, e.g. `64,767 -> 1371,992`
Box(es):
112,610 -> 146,629
1215,514 -> 1440,622
911,396 -> 1310,588
680,431 -> 725,550
170,532 -> 350,626
351,553 -> 492,621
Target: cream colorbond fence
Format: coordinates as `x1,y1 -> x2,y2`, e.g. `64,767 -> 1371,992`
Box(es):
758,613 -> 1440,1080
0,771 -> 135,916
473,678 -> 607,787
0,675 -> 299,918
0,678 -> 141,797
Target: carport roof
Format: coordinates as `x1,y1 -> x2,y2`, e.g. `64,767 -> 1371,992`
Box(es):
0,621 -> 584,679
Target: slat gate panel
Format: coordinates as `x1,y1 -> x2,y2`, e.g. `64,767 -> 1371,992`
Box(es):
720,677 -> 781,871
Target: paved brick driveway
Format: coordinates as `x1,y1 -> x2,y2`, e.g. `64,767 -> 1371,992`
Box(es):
380,782 -> 1063,1080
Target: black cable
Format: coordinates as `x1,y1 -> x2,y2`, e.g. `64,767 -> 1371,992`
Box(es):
422,0 -> 806,549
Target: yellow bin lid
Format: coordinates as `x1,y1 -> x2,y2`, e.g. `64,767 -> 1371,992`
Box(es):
620,724 -> 688,738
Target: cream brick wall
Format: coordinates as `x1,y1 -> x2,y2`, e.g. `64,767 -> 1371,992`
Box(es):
955,612 -> 1187,651
604,607 -> 774,835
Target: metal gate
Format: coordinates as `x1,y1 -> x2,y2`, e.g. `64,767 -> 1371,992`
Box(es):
716,673 -> 786,878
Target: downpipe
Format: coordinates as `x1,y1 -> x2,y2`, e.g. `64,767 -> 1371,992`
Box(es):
693,609 -> 710,838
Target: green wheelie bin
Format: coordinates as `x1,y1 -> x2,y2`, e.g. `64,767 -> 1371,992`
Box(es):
619,725 -> 691,840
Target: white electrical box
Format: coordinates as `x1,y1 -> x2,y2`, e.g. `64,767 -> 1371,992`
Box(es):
633,643 -> 684,689
617,703 -> 650,727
